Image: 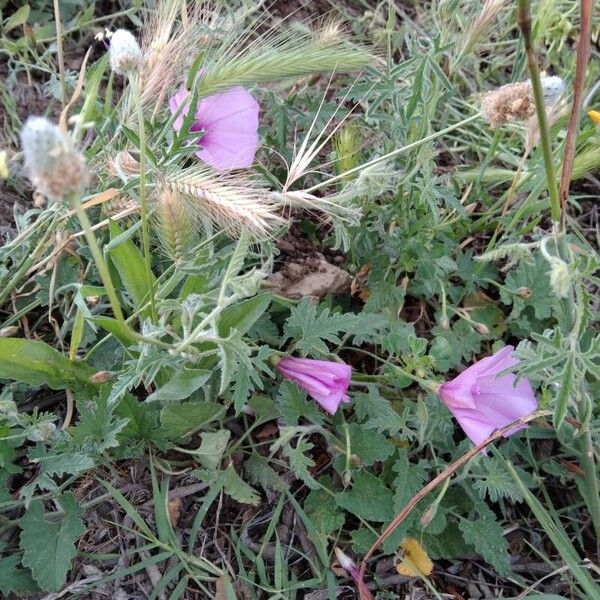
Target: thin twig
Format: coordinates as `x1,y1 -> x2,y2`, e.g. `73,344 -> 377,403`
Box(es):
357,410 -> 555,599
559,0 -> 593,231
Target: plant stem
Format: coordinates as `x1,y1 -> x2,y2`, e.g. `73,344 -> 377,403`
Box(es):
52,0 -> 67,108
579,425 -> 600,540
130,77 -> 157,321
558,0 -> 593,231
67,194 -> 125,324
516,0 -> 561,224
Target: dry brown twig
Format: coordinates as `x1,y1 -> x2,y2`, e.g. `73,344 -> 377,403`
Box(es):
356,409 -> 576,600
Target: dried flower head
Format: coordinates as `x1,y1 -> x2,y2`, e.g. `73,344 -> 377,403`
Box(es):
109,29 -> 143,75
481,76 -> 564,128
21,116 -> 87,201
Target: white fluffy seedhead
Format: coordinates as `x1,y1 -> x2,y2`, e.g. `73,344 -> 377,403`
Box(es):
109,29 -> 143,75
21,117 -> 87,200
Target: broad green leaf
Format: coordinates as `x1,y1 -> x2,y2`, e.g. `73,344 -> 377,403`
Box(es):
220,465 -> 261,505
196,430 -> 230,470
147,369 -> 211,402
0,555 -> 38,597
344,423 -> 394,466
335,470 -> 395,522
107,219 -> 155,310
283,298 -> 359,355
160,401 -> 223,439
20,494 -> 85,592
458,501 -> 512,577
0,338 -> 93,389
282,439 -> 319,489
275,381 -> 324,426
4,5 -> 30,33
217,293 -> 272,337
80,54 -> 109,126
92,316 -> 139,347
245,453 -> 287,492
194,466 -> 260,506
304,483 -> 345,536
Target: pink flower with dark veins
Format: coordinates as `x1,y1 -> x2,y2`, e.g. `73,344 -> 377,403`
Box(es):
439,345 -> 537,446
276,356 -> 352,415
169,83 -> 259,170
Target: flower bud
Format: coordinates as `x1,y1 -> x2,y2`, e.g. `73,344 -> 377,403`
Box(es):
20,117 -> 87,201
334,547 -> 358,576
420,503 -> 438,528
90,371 -> 113,384
109,29 -> 143,75
474,322 -> 489,336
549,259 -> 570,299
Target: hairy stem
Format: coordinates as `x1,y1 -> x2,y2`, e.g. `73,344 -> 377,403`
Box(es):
579,423 -> 600,540
130,77 -> 157,321
67,194 -> 125,324
516,0 -> 561,223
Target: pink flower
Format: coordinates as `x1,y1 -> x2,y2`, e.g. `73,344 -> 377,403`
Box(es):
169,84 -> 259,170
277,357 -> 352,414
439,346 -> 537,446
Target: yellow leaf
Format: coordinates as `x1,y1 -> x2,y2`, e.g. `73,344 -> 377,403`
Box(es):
395,537 -> 433,577
588,110 -> 600,126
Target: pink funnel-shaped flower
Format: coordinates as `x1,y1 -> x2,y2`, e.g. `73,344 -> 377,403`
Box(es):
277,357 -> 352,415
169,85 -> 259,170
439,346 -> 537,446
